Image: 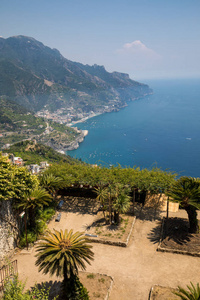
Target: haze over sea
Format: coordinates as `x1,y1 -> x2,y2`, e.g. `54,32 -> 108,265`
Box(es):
68,79 -> 200,177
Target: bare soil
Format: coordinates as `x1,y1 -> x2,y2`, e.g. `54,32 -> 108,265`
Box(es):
160,217 -> 200,253
47,272 -> 112,300
9,198 -> 200,299
85,212 -> 134,243
149,285 -> 179,300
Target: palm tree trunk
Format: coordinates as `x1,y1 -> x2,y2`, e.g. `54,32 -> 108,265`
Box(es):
28,207 -> 36,229
114,211 -> 120,224
185,205 -> 199,233
63,264 -> 70,298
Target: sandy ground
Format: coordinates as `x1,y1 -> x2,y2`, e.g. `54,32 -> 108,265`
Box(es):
14,202 -> 200,300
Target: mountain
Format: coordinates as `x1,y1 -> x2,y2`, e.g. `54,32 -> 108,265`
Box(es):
0,35 -> 152,112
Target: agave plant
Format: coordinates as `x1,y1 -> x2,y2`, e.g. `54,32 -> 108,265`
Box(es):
174,282 -> 200,300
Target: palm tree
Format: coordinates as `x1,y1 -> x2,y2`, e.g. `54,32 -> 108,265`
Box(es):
174,282 -> 200,299
113,187 -> 131,224
167,177 -> 200,233
39,173 -> 64,198
17,187 -> 52,229
35,229 -> 94,298
94,184 -> 108,219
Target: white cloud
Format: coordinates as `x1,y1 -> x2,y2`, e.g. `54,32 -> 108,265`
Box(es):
117,40 -> 161,59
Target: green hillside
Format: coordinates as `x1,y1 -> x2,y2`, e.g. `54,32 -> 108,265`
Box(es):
0,98 -> 80,149
2,140 -> 79,165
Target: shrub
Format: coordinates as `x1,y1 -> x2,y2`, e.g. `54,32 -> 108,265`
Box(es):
63,276 -> 89,300
19,231 -> 37,248
35,220 -> 47,235
2,275 -> 58,300
38,207 -> 56,222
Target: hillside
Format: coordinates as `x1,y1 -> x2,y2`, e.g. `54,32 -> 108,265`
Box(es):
0,35 -> 152,112
0,98 -> 81,151
2,140 -> 80,165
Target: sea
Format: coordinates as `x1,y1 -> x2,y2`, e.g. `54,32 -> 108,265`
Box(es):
68,78 -> 200,178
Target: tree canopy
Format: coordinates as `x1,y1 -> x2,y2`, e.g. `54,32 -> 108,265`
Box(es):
0,154 -> 37,202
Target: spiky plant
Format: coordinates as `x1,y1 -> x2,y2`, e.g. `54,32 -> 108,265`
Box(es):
174,282 -> 200,300
167,177 -> 200,233
35,229 -> 94,298
94,185 -> 108,219
17,187 -> 53,228
39,173 -> 64,196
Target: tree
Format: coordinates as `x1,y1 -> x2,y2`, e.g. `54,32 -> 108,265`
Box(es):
35,229 -> 94,298
113,185 -> 131,224
167,177 -> 200,233
17,187 -> 52,229
174,282 -> 200,300
39,173 -> 64,198
94,184 -> 108,219
0,154 -> 36,202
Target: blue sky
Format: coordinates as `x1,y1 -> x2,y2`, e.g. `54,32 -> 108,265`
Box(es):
1,0 -> 200,80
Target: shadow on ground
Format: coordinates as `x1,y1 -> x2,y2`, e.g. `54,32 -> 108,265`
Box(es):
147,221 -> 162,244
161,218 -> 193,245
134,204 -> 163,221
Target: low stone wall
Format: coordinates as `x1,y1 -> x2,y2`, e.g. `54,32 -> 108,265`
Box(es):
87,216 -> 136,247
0,200 -> 20,264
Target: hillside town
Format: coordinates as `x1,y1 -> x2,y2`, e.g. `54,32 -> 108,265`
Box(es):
1,152 -> 49,174
35,101 -> 127,126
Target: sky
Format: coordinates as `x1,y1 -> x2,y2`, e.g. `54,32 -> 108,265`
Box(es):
1,0 -> 200,80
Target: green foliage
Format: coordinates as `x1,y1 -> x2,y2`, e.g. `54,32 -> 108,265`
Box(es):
2,275 -> 58,300
48,163 -> 176,192
167,177 -> 200,233
174,282 -> 200,300
4,141 -> 78,165
35,220 -> 47,235
0,154 -> 37,201
30,283 -> 58,300
17,188 -> 52,211
35,229 -> 93,297
167,177 -> 200,210
35,229 -> 94,279
37,207 -> 56,222
19,231 -> 37,248
63,276 -> 89,300
2,275 -> 29,300
0,97 -> 82,151
39,173 -> 65,195
112,185 -> 131,214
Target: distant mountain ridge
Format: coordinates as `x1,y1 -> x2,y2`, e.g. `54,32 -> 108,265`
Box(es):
0,35 -> 152,112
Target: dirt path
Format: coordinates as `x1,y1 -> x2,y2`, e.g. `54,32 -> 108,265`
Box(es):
15,205 -> 200,300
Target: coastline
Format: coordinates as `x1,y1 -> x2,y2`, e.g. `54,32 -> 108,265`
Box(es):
59,92 -> 153,152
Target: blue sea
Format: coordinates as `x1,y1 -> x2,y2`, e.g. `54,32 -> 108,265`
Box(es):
68,79 -> 200,177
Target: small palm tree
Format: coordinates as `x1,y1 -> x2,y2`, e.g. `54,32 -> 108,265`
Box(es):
167,177 -> 200,233
17,187 -> 53,228
113,189 -> 131,224
35,229 -> 94,297
39,173 -> 64,197
94,185 -> 108,219
174,282 -> 200,300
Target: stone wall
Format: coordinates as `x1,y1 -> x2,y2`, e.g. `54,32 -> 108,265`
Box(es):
0,200 -> 20,263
